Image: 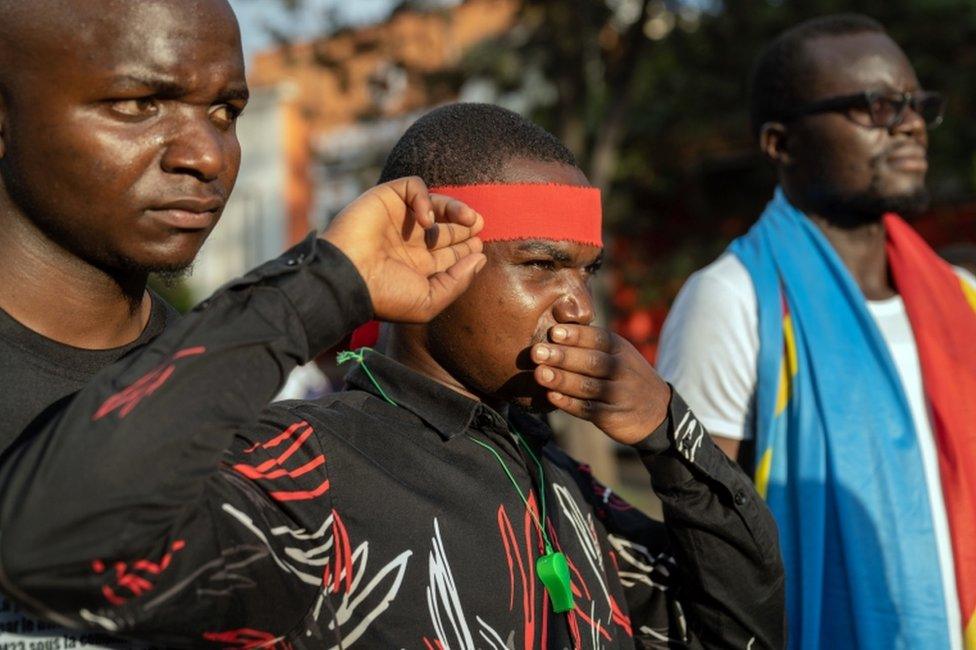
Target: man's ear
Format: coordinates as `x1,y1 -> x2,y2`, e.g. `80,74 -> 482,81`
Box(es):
758,121 -> 790,167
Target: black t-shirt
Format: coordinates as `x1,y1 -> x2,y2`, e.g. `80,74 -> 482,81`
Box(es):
0,293 -> 178,454
0,292 -> 177,648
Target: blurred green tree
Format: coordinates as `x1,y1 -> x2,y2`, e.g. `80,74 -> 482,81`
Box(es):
461,0 -> 976,309
250,0 -> 976,320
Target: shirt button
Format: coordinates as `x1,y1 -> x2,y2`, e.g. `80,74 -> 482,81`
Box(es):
734,490 -> 748,506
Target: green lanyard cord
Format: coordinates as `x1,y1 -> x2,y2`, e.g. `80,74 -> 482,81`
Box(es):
468,434 -> 554,554
337,347 -> 554,553
336,347 -> 398,406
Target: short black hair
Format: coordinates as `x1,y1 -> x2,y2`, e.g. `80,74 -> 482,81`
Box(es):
379,103 -> 578,185
749,13 -> 886,138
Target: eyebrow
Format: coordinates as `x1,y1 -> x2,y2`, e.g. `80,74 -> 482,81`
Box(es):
516,241 -> 572,264
516,241 -> 603,267
108,74 -> 250,103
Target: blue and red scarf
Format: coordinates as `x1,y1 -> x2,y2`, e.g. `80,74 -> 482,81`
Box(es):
730,188 -> 976,648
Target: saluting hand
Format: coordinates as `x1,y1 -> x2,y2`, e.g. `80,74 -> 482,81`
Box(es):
321,176 -> 486,323
530,325 -> 672,445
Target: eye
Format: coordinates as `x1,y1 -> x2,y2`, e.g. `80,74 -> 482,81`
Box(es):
210,104 -> 244,130
585,258 -> 603,276
109,98 -> 159,119
525,259 -> 557,271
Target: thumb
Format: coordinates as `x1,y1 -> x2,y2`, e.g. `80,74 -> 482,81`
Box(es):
415,253 -> 487,321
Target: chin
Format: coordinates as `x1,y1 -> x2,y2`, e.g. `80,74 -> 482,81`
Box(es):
876,187 -> 931,218
135,233 -> 212,273
115,249 -> 197,277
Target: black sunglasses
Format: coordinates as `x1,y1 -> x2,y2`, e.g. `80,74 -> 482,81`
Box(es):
782,90 -> 946,130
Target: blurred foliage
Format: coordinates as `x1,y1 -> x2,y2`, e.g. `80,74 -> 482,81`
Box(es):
256,0 -> 976,311
462,0 -> 976,307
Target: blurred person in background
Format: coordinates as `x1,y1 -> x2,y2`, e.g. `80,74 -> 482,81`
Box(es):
0,103 -> 784,648
658,13 -> 976,650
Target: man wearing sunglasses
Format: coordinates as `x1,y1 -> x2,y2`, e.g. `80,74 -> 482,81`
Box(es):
658,13 -> 975,649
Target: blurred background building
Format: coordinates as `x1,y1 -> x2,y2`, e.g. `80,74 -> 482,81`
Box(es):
165,0 -> 976,510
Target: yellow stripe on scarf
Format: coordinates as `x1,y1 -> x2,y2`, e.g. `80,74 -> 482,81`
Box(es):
774,314 -> 798,415
758,313 -> 799,499
755,448 -> 773,499
962,278 -> 976,314
965,609 -> 976,650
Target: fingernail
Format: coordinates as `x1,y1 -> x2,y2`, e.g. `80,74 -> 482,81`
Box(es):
535,345 -> 550,360
427,209 -> 435,223
541,368 -> 555,382
474,256 -> 487,272
552,327 -> 567,341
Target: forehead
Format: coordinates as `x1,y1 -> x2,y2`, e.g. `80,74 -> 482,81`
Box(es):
10,0 -> 244,91
801,32 -> 919,98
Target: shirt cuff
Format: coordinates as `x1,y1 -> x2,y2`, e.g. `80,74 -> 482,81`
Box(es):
631,387 -> 714,488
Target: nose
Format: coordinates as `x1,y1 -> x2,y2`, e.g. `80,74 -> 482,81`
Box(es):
160,114 -> 226,182
893,101 -> 927,139
552,281 -> 595,326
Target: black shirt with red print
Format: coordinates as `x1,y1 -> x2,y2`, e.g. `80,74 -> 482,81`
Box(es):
0,235 -> 784,649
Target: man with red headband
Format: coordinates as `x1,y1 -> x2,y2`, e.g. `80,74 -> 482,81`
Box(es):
0,104 -> 783,648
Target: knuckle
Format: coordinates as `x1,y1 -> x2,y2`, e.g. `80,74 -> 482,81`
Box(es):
587,353 -> 604,373
580,377 -> 601,397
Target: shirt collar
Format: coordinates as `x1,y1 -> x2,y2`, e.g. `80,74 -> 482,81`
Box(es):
342,349 -> 482,440
342,349 -> 554,443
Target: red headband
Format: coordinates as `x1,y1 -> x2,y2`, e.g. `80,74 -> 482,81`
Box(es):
430,183 -> 603,247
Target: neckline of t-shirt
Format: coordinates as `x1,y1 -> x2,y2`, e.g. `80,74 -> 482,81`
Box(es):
865,294 -> 905,317
0,291 -> 173,374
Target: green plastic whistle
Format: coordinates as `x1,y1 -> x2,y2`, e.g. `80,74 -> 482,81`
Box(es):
536,550 -> 575,613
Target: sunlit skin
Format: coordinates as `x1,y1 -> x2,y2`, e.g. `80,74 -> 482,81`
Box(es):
717,30 -> 932,461
390,159 -> 671,445
0,0 -> 247,348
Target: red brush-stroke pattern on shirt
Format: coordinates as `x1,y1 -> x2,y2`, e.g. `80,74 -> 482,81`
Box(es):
93,347 -> 206,420
91,540 -> 186,606
234,420 -> 330,502
323,509 -> 353,594
497,492 -> 549,650
201,628 -> 293,649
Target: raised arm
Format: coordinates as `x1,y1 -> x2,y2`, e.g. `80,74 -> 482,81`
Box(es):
0,178 -> 485,644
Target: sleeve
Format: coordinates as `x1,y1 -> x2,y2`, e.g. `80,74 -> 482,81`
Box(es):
0,234 -> 372,647
656,255 -> 759,442
556,390 -> 786,649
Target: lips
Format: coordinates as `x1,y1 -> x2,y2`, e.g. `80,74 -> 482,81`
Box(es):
887,146 -> 928,173
146,197 -> 224,230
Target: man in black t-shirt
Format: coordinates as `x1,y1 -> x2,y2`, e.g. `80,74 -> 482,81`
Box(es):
0,0 -> 249,451
0,1 -> 248,645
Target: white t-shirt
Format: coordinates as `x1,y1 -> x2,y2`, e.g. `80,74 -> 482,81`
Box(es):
657,252 -> 974,649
